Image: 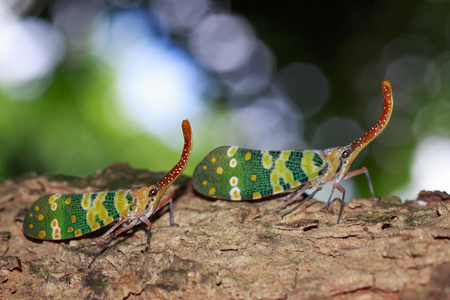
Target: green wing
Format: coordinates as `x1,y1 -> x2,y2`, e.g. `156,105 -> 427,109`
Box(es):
192,146 -> 326,200
23,190 -> 134,240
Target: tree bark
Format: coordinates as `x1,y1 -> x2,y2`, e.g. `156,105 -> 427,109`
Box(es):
1,163 -> 449,299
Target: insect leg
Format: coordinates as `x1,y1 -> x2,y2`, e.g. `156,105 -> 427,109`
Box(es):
329,182 -> 346,224
90,218 -> 141,267
137,216 -> 153,252
271,191 -> 308,202
145,227 -> 152,253
87,217 -> 139,268
281,187 -> 322,218
155,196 -> 179,226
88,233 -> 116,269
85,217 -> 129,247
325,187 -> 336,207
264,184 -> 311,215
169,198 -> 179,226
343,167 -> 375,198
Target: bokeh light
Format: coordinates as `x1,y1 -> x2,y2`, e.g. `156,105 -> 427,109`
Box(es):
397,136 -> 450,200
0,4 -> 64,98
90,10 -> 209,144
0,0 -> 449,202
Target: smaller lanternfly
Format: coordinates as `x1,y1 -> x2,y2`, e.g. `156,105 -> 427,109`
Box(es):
193,81 -> 393,224
23,119 -> 192,267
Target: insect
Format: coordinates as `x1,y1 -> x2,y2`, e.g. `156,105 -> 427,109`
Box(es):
23,119 -> 192,267
193,81 -> 393,224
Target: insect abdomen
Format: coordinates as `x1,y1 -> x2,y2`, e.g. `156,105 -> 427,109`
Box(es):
23,190 -> 135,240
193,146 -> 325,200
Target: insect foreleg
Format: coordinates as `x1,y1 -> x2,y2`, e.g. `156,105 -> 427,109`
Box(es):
136,216 -> 153,251
343,167 -> 375,198
281,187 -> 322,219
325,187 -> 336,208
154,196 -> 178,226
328,182 -> 346,224
324,167 -> 377,222
142,197 -> 178,252
146,227 -> 152,250
169,198 -> 178,227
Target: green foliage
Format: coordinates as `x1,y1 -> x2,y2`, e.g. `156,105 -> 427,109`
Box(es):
0,61 -> 190,181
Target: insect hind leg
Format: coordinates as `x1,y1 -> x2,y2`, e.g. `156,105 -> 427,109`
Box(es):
264,183 -> 315,215
281,187 -> 322,219
88,233 -> 116,268
328,182 -> 347,224
87,217 -> 138,268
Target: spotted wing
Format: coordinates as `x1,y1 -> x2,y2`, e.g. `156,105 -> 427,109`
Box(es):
23,191 -> 135,240
192,146 -> 327,200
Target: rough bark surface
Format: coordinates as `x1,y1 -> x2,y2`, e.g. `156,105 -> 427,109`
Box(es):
1,163 -> 449,299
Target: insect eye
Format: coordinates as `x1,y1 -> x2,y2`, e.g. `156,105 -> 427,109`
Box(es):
149,188 -> 157,197
342,150 -> 349,158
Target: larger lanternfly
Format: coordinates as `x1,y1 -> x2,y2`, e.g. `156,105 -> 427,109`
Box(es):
193,81 -> 393,223
24,119 -> 193,267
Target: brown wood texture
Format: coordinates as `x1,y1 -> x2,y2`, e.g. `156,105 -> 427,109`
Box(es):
1,163 -> 449,299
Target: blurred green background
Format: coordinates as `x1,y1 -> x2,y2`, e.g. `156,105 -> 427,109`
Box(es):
1,0 -> 449,201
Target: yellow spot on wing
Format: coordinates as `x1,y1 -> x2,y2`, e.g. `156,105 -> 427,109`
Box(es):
301,152 -> 322,179
38,214 -> 44,221
211,157 -> 216,163
105,216 -> 114,225
270,151 -> 294,187
48,194 -> 61,204
66,197 -> 72,205
202,180 -> 207,185
115,191 -> 131,216
29,213 -> 33,217
75,229 -> 82,237
227,146 -> 239,157
251,174 -> 256,181
71,215 -> 76,223
230,159 -> 237,168
96,192 -> 106,202
29,224 -> 33,229
252,192 -> 262,199
230,187 -> 241,200
261,150 -> 273,169
67,227 -> 73,233
38,231 -> 45,238
245,152 -> 252,160
87,212 -> 95,224
230,176 -> 238,186
273,186 -> 284,194
203,165 -> 207,170
81,193 -> 90,210
217,167 -> 223,174
92,222 -> 100,231
83,192 -> 110,226
280,151 -> 291,160
209,187 -> 216,195
35,206 -> 39,211
51,203 -> 57,211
